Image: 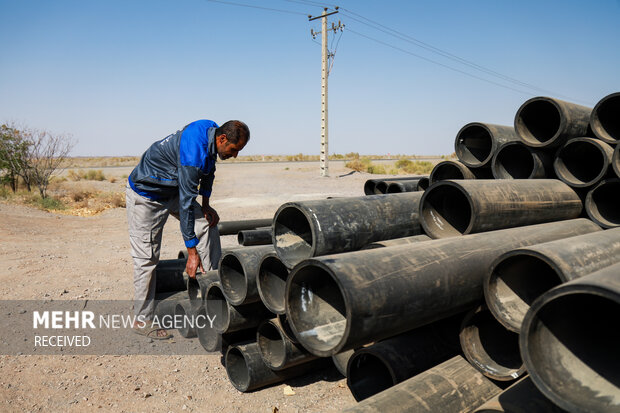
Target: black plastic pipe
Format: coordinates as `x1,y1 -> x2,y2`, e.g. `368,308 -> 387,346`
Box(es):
218,218 -> 273,236
520,264 -> 620,413
491,141 -> 553,179
454,123 -> 520,168
346,314 -> 462,401
153,291 -> 187,319
585,178 -> 620,228
420,179 -> 582,238
614,145 -> 620,178
155,258 -> 187,293
256,252 -> 290,314
341,356 -> 502,413
195,303 -> 255,353
273,193 -> 423,268
553,137 -> 615,188
205,281 -> 274,334
256,318 -> 317,370
219,245 -> 274,305
363,176 -> 426,195
385,179 -> 427,193
285,219 -> 599,357
591,92 -> 620,145
429,160 -> 493,184
187,270 -> 218,312
459,306 -> 525,381
225,342 -> 327,392
473,377 -> 566,413
237,228 -> 272,246
276,313 -> 299,344
361,234 -> 430,250
514,96 -> 592,148
332,349 -> 355,377
485,228 -> 620,332
174,299 -> 197,338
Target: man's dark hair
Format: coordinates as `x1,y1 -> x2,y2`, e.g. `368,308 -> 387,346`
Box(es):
216,120 -> 250,145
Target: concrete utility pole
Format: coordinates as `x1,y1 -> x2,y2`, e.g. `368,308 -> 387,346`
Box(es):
309,8 -> 344,177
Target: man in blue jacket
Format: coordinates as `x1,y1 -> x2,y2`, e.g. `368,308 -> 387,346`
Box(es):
126,119 -> 249,338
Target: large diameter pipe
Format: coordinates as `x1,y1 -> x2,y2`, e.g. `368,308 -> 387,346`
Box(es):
454,123 -> 520,168
346,314 -> 462,401
219,245 -> 274,305
256,252 -> 290,314
276,313 -> 299,344
273,193 -> 423,268
153,291 -> 188,319
491,141 -> 553,179
553,137 -> 615,188
341,356 -> 502,413
459,306 -> 525,381
614,145 -> 620,178
585,178 -> 620,228
256,318 -> 317,370
237,228 -> 272,246
520,264 -> 620,413
195,304 -> 255,353
285,219 -> 599,357
361,234 -> 431,250
225,342 -> 328,392
429,160 -> 492,184
218,218 -> 273,236
420,179 -> 582,239
591,91 -> 620,145
174,300 -> 197,338
205,282 -> 274,334
473,377 -> 566,413
332,349 -> 356,377
385,179 -> 427,193
514,96 -> 592,148
187,270 -> 218,311
155,258 -> 187,293
485,228 -> 620,332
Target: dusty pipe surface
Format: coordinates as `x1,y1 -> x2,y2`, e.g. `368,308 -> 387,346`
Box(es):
153,291 -> 188,319
174,300 -> 197,338
218,218 -> 273,235
237,228 -> 272,246
225,342 -> 328,392
342,356 -> 502,413
256,318 -> 317,370
585,178 -> 620,228
256,252 -> 290,314
485,228 -> 620,332
459,306 -> 525,381
429,160 -> 492,184
347,314 -> 462,401
332,349 -> 356,377
455,123 -> 520,168
273,193 -> 423,268
420,179 -> 582,239
276,313 -> 299,344
591,91 -> 620,145
361,234 -> 431,250
155,258 -> 187,293
363,176 -> 426,195
473,377 -> 566,413
553,137 -> 615,188
514,96 -> 592,148
491,141 -> 553,179
219,245 -> 275,305
187,270 -> 218,312
520,264 -> 620,413
205,281 -> 273,334
285,219 -> 600,357
195,304 -> 255,353
385,179 -> 427,193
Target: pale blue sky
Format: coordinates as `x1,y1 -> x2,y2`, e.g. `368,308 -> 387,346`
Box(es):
1,0 -> 619,156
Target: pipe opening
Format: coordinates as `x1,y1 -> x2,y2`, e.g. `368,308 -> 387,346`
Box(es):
174,302 -> 192,337
488,254 -> 562,331
461,310 -> 522,379
363,180 -> 377,195
273,206 -> 313,267
456,124 -> 493,165
386,183 -> 403,193
196,305 -> 219,352
287,265 -> 346,354
220,254 -> 246,303
258,256 -> 289,314
347,353 -> 394,401
187,277 -> 201,303
593,94 -> 620,143
526,292 -> 620,408
493,143 -> 534,179
257,321 -> 286,368
421,184 -> 472,237
516,100 -> 561,145
587,180 -> 620,227
375,181 -> 389,194
555,140 -> 605,186
236,232 -> 245,245
417,177 -> 430,191
225,347 -> 251,391
431,163 -> 467,182
206,284 -> 229,333
277,313 -> 298,343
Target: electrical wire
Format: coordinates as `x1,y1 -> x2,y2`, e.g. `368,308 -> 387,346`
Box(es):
203,0 -> 308,16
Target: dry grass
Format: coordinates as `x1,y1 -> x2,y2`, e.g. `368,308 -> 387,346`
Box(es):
67,169 -> 106,181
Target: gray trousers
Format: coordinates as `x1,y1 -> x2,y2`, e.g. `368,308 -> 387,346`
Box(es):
126,186 -> 221,319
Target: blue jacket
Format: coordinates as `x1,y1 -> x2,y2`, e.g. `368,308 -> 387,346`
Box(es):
129,120 -> 218,248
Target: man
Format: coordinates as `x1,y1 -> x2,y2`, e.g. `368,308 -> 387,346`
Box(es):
126,119 -> 249,339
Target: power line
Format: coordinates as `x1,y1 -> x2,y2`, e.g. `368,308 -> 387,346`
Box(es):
203,0 -> 308,16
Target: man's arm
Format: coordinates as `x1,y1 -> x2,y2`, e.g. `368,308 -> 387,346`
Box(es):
201,196 -> 220,227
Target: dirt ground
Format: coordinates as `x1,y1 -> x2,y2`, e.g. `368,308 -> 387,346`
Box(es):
0,161 -> 387,413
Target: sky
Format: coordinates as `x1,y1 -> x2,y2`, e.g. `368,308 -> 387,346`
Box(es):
1,0 -> 619,157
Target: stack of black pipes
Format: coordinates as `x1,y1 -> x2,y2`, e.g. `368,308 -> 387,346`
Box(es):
154,92 -> 620,412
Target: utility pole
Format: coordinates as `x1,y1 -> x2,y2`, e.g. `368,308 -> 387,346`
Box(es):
309,8 -> 344,177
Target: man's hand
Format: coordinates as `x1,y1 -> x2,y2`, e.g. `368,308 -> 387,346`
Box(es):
202,199 -> 220,228
185,247 -> 204,279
